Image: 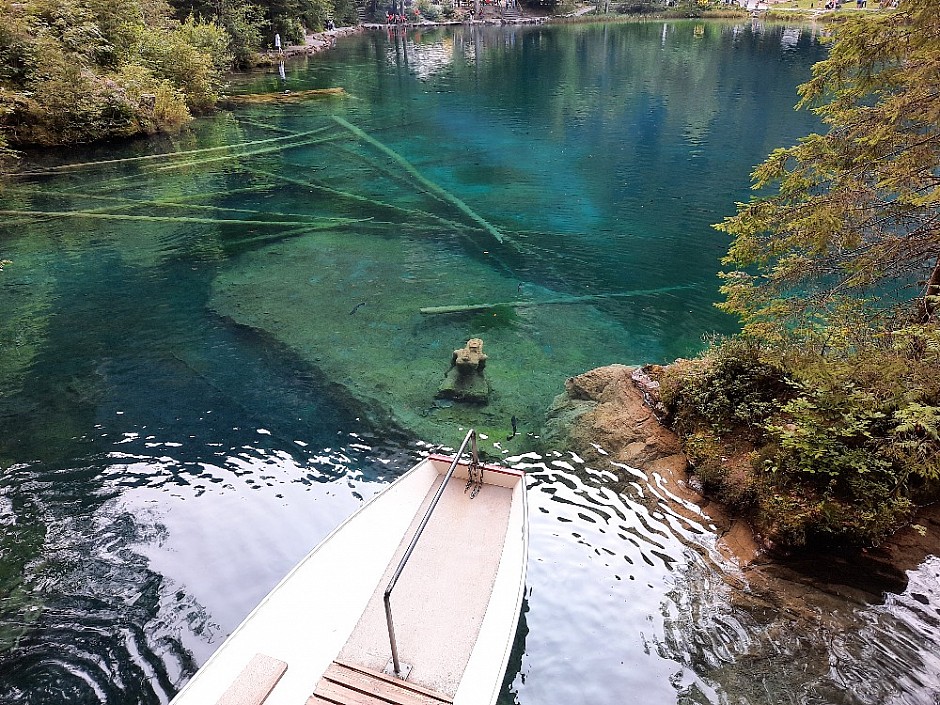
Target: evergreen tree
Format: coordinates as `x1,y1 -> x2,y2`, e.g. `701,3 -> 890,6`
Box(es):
716,0 -> 940,346
664,0 -> 940,548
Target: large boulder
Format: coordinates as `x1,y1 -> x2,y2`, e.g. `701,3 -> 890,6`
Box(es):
544,364 -> 760,566
545,364 -> 681,467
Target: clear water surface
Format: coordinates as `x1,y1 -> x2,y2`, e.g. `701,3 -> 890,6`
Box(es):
1,19 -> 938,705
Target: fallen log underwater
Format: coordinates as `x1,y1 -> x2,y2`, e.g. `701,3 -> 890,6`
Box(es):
419,285 -> 692,315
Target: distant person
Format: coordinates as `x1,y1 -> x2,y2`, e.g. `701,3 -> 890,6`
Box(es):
327,18 -> 336,29
274,33 -> 282,52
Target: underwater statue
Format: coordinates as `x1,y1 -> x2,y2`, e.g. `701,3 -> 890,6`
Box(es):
437,338 -> 490,403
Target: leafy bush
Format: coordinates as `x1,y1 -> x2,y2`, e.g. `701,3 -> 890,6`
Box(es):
117,64 -> 191,131
295,0 -> 337,31
0,0 -> 224,149
271,15 -> 307,44
176,15 -> 233,72
616,1 -> 666,12
331,0 -> 360,25
129,22 -> 221,111
663,329 -> 940,548
10,37 -> 136,144
418,0 -> 441,20
219,2 -> 267,68
0,1 -> 37,83
662,338 -> 795,437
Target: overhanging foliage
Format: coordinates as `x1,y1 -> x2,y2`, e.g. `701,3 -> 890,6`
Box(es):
715,0 -> 940,346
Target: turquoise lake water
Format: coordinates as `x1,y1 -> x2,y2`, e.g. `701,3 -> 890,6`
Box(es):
2,19 -> 939,705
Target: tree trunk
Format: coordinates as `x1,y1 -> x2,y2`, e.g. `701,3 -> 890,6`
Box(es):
921,255 -> 940,323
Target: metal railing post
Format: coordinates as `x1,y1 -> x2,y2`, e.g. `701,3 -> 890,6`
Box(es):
384,593 -> 402,676
383,428 -> 478,677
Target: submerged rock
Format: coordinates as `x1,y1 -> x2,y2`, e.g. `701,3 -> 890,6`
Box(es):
544,363 -> 761,566
210,230 -> 638,451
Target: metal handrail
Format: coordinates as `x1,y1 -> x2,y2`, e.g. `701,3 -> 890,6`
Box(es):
383,428 -> 480,678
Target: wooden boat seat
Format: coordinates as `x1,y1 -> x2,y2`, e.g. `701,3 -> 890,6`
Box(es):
215,653 -> 288,705
307,660 -> 452,705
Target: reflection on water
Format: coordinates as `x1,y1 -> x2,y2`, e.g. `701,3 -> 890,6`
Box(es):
0,435 -> 415,703
1,19 -> 938,705
513,453 -> 940,705
5,437 -> 939,704
0,429 -> 940,705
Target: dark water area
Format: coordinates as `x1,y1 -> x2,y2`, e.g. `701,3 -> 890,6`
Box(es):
1,19 -> 938,705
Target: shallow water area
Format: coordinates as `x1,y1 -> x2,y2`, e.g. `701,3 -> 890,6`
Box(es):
1,18 -> 939,705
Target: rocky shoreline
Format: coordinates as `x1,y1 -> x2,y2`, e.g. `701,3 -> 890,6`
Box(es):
260,12 -> 548,64
546,363 -> 940,588
543,364 -> 762,567
259,25 -> 365,62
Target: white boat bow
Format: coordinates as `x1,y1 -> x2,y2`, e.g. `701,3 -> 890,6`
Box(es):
170,429 -> 528,705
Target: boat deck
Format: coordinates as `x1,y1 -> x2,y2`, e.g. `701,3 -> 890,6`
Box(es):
308,660 -> 452,705
335,475 -> 513,698
168,454 -> 526,705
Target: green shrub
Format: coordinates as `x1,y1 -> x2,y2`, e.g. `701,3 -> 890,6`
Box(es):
129,23 -> 220,111
331,0 -> 360,25
418,0 -> 441,20
0,1 -> 37,83
664,327 -> 940,548
117,63 -> 191,131
765,386 -> 891,480
176,15 -> 233,72
223,2 -> 267,68
0,0 -> 222,148
662,338 -> 795,437
12,37 -> 137,144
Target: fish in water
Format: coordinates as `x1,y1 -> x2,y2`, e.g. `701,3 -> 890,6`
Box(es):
349,302 -> 366,315
507,415 -> 518,441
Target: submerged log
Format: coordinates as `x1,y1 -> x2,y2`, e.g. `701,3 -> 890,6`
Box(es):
331,116 -> 506,245
0,209 -> 346,228
419,286 -> 691,315
219,88 -> 348,107
14,128 -> 332,175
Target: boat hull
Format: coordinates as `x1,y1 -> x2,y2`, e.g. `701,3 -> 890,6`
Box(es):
170,453 -> 528,705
